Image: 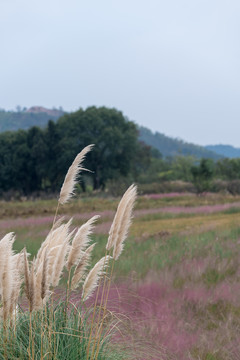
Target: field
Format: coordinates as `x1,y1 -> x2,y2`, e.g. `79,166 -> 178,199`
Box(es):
2,192 -> 240,359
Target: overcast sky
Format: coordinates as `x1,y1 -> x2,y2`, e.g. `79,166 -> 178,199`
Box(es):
1,0 -> 240,146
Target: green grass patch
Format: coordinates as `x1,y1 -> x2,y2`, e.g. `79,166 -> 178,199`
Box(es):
0,302 -> 128,360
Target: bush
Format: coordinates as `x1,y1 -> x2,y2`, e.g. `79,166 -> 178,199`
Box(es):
227,180 -> 240,195
138,181 -> 195,194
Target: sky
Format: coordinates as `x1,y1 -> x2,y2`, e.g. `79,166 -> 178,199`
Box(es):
1,0 -> 240,147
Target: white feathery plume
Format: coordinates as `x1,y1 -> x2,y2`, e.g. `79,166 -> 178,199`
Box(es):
82,255 -> 111,301
52,216 -> 66,231
47,245 -> 62,283
59,144 -> 94,205
36,219 -> 72,268
67,215 -> 99,270
34,261 -> 43,310
46,221 -> 74,284
0,233 -> 15,320
71,243 -> 96,290
34,248 -> 49,310
9,249 -> 25,315
51,228 -> 74,287
112,185 -> 137,260
0,233 -> 15,282
51,240 -> 70,287
12,250 -> 25,277
106,185 -> 136,251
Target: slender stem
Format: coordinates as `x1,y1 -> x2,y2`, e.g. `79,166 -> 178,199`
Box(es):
52,202 -> 60,229
14,303 -> 17,338
28,311 -> 32,360
90,270 -> 108,358
53,310 -> 56,359
41,300 -> 44,360
32,313 -> 35,360
65,270 -> 71,322
3,320 -> 7,360
86,248 -> 108,359
94,260 -> 115,360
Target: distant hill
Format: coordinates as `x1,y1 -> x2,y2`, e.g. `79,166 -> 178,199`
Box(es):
205,145 -> 240,159
0,106 -> 64,132
0,107 -> 223,160
139,126 -> 222,160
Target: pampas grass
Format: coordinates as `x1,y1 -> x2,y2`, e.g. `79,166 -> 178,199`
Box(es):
112,185 -> 137,260
59,144 -> 94,205
0,144 -> 137,360
82,256 -> 111,301
106,184 -> 136,251
67,215 -> 99,271
71,243 -> 96,290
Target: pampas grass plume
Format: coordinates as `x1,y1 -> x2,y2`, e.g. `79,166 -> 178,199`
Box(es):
106,184 -> 137,255
67,215 -> 99,271
82,255 -> 111,301
0,233 -> 15,320
59,144 -> 94,205
106,185 -> 136,251
112,185 -> 137,260
71,243 -> 96,290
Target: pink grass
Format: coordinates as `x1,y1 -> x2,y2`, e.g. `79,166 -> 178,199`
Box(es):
1,201 -> 240,232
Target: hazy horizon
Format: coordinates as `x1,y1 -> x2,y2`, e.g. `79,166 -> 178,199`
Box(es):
1,1 -> 240,147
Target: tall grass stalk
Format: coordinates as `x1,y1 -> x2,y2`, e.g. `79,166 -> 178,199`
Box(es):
87,184 -> 137,359
93,185 -> 137,359
86,247 -> 109,360
93,260 -> 115,360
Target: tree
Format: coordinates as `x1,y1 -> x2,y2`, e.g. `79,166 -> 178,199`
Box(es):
216,158 -> 240,180
57,106 -> 140,190
44,120 -> 63,191
191,158 -> 215,194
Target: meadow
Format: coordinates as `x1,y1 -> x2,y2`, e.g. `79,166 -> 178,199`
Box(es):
2,191 -> 240,359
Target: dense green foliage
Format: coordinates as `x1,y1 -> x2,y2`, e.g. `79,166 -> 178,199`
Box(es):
191,158 -> 214,193
138,155 -> 240,194
0,106 -> 240,196
0,301 -> 126,360
0,107 -> 149,195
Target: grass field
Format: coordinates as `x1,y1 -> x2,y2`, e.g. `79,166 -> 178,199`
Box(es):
2,192 -> 240,359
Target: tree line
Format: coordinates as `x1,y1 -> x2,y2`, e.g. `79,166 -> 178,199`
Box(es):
139,155 -> 240,194
0,107 -> 150,196
0,106 -> 240,197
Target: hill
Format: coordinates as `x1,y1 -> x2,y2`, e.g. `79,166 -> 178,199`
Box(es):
139,126 -> 222,160
205,145 -> 240,159
0,107 -> 64,132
